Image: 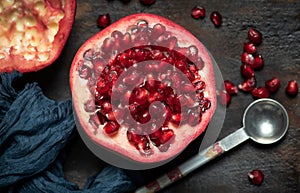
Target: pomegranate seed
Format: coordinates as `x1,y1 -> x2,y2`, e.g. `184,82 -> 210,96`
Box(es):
248,28 -> 262,45
241,52 -> 254,66
240,64 -> 254,78
248,169 -> 264,186
219,90 -> 231,106
130,87 -> 149,105
243,42 -> 257,54
103,121 -> 120,135
265,77 -> 280,92
223,80 -> 238,95
97,14 -> 111,28
191,6 -> 206,19
187,107 -> 202,126
140,0 -> 155,5
210,11 -> 222,27
251,87 -> 270,99
238,77 -> 257,92
127,130 -> 153,156
252,54 -> 264,70
285,80 -> 298,97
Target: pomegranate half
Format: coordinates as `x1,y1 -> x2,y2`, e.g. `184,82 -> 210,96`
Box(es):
70,13 -> 216,165
0,0 -> 76,73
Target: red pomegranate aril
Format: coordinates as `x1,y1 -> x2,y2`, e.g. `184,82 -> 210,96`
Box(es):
224,80 -> 238,95
248,169 -> 264,186
252,54 -> 264,70
241,52 -> 255,66
243,42 -> 257,54
127,130 -> 153,156
285,80 -> 298,97
238,77 -> 257,92
241,64 -> 255,78
137,109 -> 151,124
248,28 -> 262,45
97,14 -> 111,28
251,87 -> 270,99
219,90 -> 231,106
98,100 -> 112,114
140,0 -> 156,5
265,77 -> 280,92
210,11 -> 222,27
97,111 -> 108,125
130,87 -> 149,105
103,121 -> 120,135
191,6 -> 206,19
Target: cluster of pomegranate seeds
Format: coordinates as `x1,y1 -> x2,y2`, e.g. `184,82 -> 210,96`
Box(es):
97,14 -> 111,28
79,21 -> 211,155
248,169 -> 264,186
191,6 -> 206,19
191,6 -> 222,27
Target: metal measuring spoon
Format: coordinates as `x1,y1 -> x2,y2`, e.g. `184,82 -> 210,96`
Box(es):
136,98 -> 289,193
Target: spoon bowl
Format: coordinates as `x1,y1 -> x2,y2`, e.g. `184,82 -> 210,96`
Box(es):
243,98 -> 289,144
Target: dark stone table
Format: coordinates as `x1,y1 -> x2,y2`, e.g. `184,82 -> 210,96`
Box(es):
23,0 -> 299,192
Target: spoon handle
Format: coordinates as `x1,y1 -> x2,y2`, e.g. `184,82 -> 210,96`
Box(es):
135,127 -> 249,193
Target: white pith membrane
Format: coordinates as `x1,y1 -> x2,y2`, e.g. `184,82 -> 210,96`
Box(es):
0,0 -> 67,70
70,13 -> 216,163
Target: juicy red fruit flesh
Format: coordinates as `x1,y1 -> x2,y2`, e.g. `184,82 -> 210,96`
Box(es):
210,11 -> 222,27
248,169 -> 264,186
97,14 -> 111,28
243,42 -> 257,54
140,0 -> 156,5
285,80 -> 298,97
191,6 -> 206,19
265,77 -> 280,92
238,77 -> 257,92
251,87 -> 270,99
248,28 -> 262,45
224,80 -> 238,95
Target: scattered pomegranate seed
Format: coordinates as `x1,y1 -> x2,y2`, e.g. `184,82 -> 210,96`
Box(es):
210,11 -> 222,27
243,42 -> 257,54
248,28 -> 262,45
240,64 -> 255,78
97,14 -> 111,28
238,77 -> 257,92
252,54 -> 264,70
251,87 -> 270,99
219,90 -> 231,106
265,77 -> 280,92
285,80 -> 298,97
248,169 -> 264,186
140,0 -> 156,5
191,6 -> 206,19
224,80 -> 238,95
241,52 -> 255,66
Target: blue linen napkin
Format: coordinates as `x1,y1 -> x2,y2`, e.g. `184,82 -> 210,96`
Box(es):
0,72 -> 135,193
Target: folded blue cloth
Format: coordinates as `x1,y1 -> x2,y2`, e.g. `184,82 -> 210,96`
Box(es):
0,72 -> 135,193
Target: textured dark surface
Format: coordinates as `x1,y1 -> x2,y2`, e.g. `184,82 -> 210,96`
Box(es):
22,0 -> 299,192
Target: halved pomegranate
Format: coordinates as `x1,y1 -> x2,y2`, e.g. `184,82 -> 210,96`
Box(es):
70,13 -> 216,164
0,0 -> 76,72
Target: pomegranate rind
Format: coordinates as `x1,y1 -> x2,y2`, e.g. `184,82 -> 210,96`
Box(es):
70,13 -> 216,164
0,0 -> 76,73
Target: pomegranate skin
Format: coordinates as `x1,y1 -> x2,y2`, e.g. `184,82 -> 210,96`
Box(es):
70,13 -> 217,164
